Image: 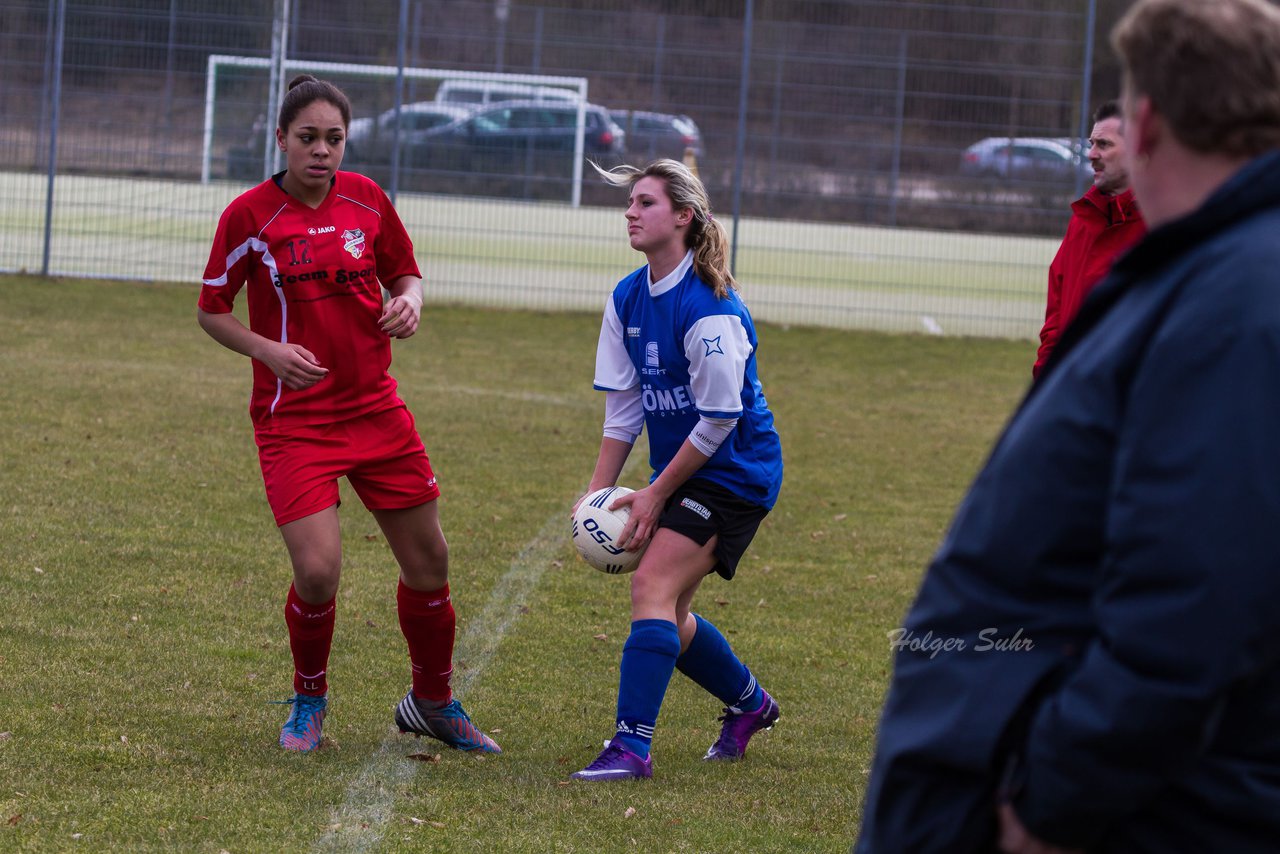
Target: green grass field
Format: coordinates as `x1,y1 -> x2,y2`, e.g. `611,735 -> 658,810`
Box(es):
0,273 -> 1030,852
2,171 -> 1055,339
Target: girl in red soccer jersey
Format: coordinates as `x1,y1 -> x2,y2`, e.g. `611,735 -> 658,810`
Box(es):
198,74 -> 499,753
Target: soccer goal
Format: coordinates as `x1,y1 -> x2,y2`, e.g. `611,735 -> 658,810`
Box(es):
201,55 -> 591,205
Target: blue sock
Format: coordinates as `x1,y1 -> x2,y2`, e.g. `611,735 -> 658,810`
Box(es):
614,619 -> 681,758
675,613 -> 763,712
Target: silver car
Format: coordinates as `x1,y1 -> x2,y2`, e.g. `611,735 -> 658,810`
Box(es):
610,110 -> 704,162
960,136 -> 1090,183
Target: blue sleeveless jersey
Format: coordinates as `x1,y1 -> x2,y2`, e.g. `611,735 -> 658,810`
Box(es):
593,253 -> 783,509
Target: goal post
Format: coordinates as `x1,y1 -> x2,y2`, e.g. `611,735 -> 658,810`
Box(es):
202,55 -> 590,205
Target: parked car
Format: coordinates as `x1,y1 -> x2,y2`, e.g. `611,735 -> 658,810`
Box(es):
230,98 -> 624,189
359,100 -> 624,164
345,99 -> 625,195
610,110 -> 704,162
434,79 -> 581,106
442,100 -> 626,198
960,137 -> 1090,184
457,100 -> 625,157
343,102 -> 475,168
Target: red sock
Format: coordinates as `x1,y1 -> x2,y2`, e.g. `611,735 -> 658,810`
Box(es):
285,584 -> 335,697
397,580 -> 455,704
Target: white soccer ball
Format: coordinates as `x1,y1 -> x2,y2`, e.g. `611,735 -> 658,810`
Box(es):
572,486 -> 646,574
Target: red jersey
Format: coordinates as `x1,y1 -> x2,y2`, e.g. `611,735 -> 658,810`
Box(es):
200,171 -> 421,429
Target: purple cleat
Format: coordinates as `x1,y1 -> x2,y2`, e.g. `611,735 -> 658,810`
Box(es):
571,738 -> 653,781
704,690 -> 780,761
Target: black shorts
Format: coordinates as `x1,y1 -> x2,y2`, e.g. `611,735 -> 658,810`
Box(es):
657,478 -> 770,580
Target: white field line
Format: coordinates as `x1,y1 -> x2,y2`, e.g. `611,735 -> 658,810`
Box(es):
312,511 -> 568,854
311,431 -> 639,853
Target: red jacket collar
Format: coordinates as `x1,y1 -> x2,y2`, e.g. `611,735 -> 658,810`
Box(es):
1074,184 -> 1140,224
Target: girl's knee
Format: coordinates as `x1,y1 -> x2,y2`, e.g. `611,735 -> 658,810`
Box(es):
629,569 -> 676,612
399,538 -> 449,590
291,553 -> 341,601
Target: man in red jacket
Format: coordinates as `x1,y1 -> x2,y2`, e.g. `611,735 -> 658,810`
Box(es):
1032,101 -> 1147,378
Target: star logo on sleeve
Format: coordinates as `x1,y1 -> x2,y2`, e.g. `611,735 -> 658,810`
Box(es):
702,336 -> 724,356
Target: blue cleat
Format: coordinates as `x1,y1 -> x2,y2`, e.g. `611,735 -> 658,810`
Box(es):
395,692 -> 501,753
704,689 -> 779,761
277,693 -> 328,752
571,738 -> 654,781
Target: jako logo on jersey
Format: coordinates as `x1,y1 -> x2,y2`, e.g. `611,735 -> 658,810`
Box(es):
680,497 -> 712,520
641,382 -> 694,414
702,335 -> 725,356
645,341 -> 660,367
342,228 -> 367,259
307,225 -> 336,236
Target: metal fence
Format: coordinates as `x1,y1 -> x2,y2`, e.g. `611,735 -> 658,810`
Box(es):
1,0 -> 1107,338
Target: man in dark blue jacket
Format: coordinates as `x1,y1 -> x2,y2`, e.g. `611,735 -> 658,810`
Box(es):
856,1 -> 1280,852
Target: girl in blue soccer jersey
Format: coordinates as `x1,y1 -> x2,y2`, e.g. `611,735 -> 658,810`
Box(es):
571,159 -> 784,781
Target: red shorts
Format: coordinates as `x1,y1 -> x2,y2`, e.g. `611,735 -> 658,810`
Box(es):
255,405 -> 441,526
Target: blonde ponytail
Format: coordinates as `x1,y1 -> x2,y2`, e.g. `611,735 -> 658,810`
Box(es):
592,158 -> 736,298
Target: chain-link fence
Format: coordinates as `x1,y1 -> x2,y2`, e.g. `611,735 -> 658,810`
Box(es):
2,0 -> 1113,337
